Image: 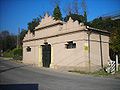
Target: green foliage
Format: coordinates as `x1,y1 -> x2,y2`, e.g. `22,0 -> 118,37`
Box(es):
91,69 -> 110,76
89,17 -> 104,29
28,17 -> 40,32
0,29 -> 27,58
53,5 -> 62,20
64,14 -> 85,23
110,28 -> 120,62
110,29 -> 120,52
19,29 -> 27,46
83,11 -> 87,24
20,29 -> 27,40
3,50 -> 13,58
0,31 -> 16,52
12,48 -> 22,60
3,48 -> 22,60
12,48 -> 22,56
89,17 -> 117,31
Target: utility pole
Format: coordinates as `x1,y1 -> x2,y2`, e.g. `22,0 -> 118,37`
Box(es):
81,0 -> 87,23
17,27 -> 20,49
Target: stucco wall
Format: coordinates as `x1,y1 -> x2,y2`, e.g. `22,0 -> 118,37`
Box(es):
48,32 -> 86,70
83,32 -> 110,71
101,35 -> 110,66
23,30 -> 109,72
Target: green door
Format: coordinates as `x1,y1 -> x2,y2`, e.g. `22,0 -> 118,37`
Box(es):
42,43 -> 51,67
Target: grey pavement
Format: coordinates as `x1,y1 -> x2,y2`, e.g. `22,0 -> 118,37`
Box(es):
0,58 -> 120,90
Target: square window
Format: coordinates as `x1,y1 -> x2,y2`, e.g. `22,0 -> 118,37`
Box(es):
65,41 -> 76,49
26,47 -> 31,52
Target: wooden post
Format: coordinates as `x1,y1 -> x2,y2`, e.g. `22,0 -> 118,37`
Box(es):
50,46 -> 54,68
87,30 -> 91,72
17,27 -> 20,49
38,46 -> 42,67
116,54 -> 118,71
99,34 -> 103,68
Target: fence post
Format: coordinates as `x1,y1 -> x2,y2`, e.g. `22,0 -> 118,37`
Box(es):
116,54 -> 118,71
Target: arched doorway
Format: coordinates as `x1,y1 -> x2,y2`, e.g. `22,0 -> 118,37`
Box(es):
41,42 -> 51,67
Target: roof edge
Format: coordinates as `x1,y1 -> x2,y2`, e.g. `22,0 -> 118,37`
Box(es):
87,26 -> 110,34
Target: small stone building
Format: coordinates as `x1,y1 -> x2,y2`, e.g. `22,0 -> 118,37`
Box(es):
23,14 -> 110,72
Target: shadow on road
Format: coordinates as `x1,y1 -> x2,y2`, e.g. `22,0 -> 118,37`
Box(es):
0,84 -> 38,90
0,64 -> 33,73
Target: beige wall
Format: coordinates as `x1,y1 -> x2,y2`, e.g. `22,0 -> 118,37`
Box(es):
23,31 -> 109,72
102,35 -> 110,66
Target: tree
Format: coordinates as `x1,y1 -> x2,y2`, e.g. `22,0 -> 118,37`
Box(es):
28,17 -> 41,32
89,17 -> 117,31
53,5 -> 62,20
63,0 -> 87,24
19,29 -> 27,47
64,14 -> 85,23
64,2 -> 72,15
72,0 -> 79,14
81,0 -> 87,24
84,11 -> 87,24
110,19 -> 120,53
50,0 -> 60,7
110,29 -> 120,52
89,17 -> 104,29
0,30 -> 16,52
110,28 -> 120,62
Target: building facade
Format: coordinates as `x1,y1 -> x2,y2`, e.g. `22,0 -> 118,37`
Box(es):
23,14 -> 110,72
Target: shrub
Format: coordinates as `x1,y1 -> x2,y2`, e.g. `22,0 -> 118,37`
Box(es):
3,50 -> 13,58
3,48 -> 23,60
12,48 -> 23,60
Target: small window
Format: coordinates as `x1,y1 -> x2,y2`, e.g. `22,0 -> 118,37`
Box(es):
65,41 -> 76,49
26,46 -> 31,52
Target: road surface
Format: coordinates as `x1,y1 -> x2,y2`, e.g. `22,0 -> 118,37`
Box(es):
0,58 -> 120,90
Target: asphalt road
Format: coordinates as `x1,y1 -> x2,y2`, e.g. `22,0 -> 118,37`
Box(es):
0,58 -> 120,90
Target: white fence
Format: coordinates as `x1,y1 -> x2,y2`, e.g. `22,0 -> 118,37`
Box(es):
105,55 -> 119,74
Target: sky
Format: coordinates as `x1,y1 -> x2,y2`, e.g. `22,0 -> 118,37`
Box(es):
0,0 -> 120,34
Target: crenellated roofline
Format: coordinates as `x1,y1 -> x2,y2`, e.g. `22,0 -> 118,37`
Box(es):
35,13 -> 63,30
23,13 -> 110,42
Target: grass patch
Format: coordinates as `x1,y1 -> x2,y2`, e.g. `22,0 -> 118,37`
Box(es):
69,69 -> 110,76
69,70 -> 90,75
91,69 -> 110,76
69,65 -> 120,78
